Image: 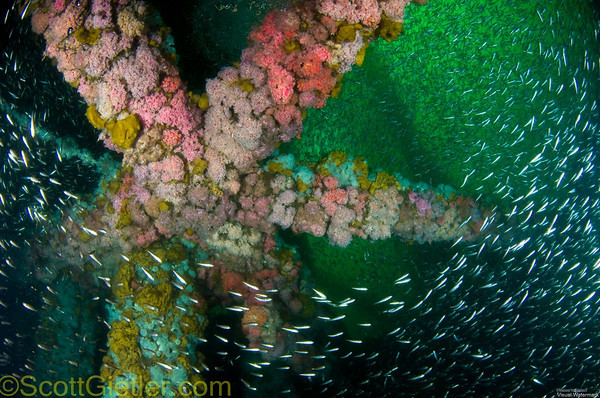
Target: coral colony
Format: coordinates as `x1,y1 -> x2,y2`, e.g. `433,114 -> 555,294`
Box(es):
27,0 -> 490,394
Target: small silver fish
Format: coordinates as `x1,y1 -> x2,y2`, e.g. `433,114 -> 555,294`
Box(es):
147,250 -> 162,263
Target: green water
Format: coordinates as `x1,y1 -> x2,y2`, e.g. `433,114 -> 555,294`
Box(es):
279,0 -> 600,337
282,0 -> 599,206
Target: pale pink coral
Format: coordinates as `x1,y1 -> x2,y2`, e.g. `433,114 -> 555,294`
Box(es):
136,227 -> 159,246
90,0 -> 113,29
292,201 -> 328,237
149,155 -> 185,183
161,76 -> 182,93
409,190 -> 431,216
204,149 -> 226,183
162,129 -> 182,147
31,12 -> 50,35
268,64 -> 295,104
317,0 -> 382,27
363,188 -> 401,240
178,130 -> 205,162
380,0 -> 411,20
268,191 -> 297,229
327,205 -> 356,247
96,78 -> 129,120
129,91 -> 167,128
321,187 -> 348,216
115,44 -> 160,100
